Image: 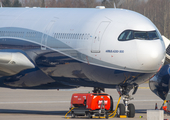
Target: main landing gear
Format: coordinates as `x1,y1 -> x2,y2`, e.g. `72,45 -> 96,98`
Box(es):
116,83 -> 138,118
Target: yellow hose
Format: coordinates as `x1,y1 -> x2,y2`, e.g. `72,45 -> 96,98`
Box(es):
65,107 -> 76,119
163,100 -> 167,104
109,95 -> 121,118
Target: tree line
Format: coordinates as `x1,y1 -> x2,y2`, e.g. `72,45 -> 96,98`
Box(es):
1,0 -> 170,39
1,0 -> 21,7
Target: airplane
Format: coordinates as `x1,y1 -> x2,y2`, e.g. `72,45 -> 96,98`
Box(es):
0,6 -> 169,118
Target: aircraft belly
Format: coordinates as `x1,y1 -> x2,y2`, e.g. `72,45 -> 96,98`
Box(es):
36,50 -> 154,88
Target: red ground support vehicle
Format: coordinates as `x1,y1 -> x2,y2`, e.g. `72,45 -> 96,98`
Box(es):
163,104 -> 170,114
70,93 -> 113,118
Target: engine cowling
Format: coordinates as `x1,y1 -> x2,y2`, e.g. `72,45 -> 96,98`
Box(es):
149,64 -> 170,100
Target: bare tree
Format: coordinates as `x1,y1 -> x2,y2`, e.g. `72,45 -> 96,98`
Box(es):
41,0 -> 45,7
46,0 -> 57,7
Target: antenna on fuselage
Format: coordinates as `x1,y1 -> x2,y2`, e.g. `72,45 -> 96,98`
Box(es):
114,2 -> 116,9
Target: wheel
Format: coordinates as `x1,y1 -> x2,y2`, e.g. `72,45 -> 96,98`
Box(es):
87,112 -> 92,119
71,111 -> 75,118
127,103 -> 135,118
105,112 -> 109,119
117,103 -> 125,117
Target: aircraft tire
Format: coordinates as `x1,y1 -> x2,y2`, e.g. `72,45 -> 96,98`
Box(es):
87,112 -> 92,119
117,103 -> 125,117
71,111 -> 75,118
127,103 -> 135,118
105,112 -> 109,119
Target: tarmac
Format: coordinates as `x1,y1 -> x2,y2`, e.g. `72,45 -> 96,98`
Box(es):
0,83 -> 169,120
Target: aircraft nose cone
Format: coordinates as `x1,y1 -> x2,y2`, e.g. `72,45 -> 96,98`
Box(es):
137,40 -> 165,71
150,51 -> 158,59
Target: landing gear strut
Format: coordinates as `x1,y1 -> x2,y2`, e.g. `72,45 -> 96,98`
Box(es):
116,83 -> 138,118
123,95 -> 135,118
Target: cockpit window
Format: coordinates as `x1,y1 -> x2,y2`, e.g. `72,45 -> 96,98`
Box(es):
118,30 -> 134,41
134,31 -> 147,40
118,30 -> 160,41
126,31 -> 133,40
148,31 -> 159,40
118,30 -> 130,40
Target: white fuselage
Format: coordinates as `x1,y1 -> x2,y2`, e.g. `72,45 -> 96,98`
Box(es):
0,7 -> 166,87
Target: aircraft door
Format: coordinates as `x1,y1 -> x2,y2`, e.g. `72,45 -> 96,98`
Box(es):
91,21 -> 110,53
41,18 -> 57,50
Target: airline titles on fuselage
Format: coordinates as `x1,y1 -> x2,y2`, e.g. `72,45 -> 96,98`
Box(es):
106,50 -> 124,53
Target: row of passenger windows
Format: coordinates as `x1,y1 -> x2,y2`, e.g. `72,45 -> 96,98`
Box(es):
118,30 -> 160,41
0,31 -> 91,40
53,33 -> 91,40
0,31 -> 25,37
0,31 -> 40,37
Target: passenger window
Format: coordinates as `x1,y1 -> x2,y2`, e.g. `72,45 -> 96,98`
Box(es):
88,34 -> 90,39
79,34 -> 81,39
69,33 -> 71,39
68,33 -> 70,39
71,34 -> 73,39
59,33 -> 60,38
67,34 -> 69,39
85,34 -> 87,39
72,34 -> 74,39
61,33 -> 63,39
56,33 -> 58,38
78,34 -> 79,39
73,34 -> 75,39
65,34 -> 67,39
76,34 -> 78,39
82,34 -> 84,39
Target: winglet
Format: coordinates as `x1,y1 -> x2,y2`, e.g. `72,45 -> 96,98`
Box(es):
114,3 -> 116,9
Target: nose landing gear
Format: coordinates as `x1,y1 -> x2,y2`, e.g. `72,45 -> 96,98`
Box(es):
116,84 -> 138,118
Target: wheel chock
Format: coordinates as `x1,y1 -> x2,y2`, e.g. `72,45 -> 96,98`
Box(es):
119,115 -> 127,118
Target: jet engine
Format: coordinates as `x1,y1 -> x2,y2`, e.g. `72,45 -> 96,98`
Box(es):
149,64 -> 170,100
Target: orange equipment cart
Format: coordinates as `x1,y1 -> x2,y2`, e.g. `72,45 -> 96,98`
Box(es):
70,93 -> 113,118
